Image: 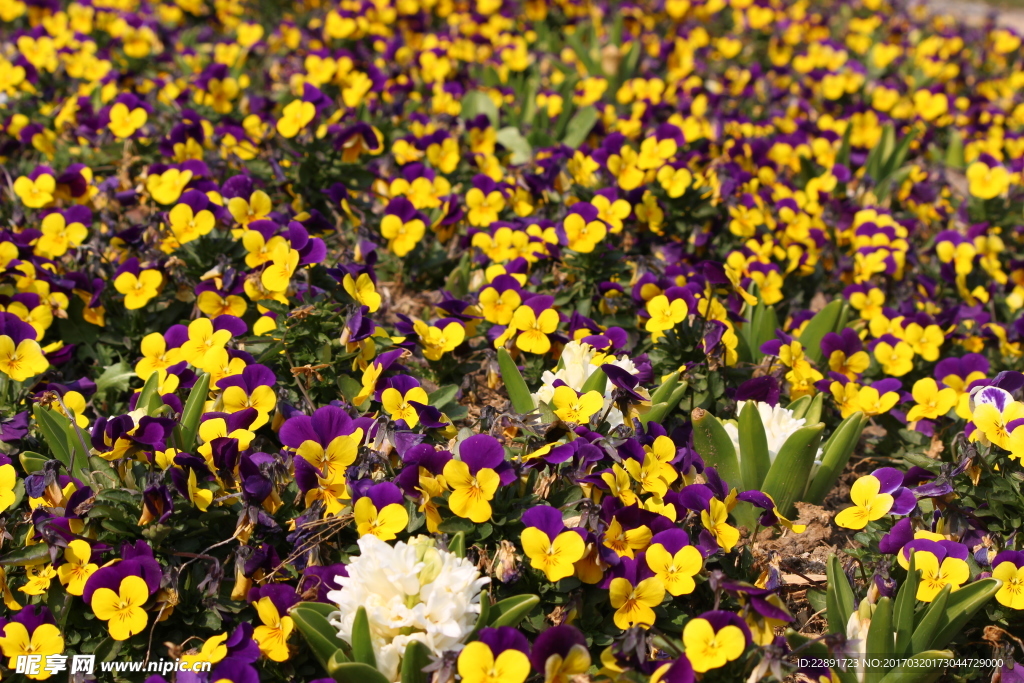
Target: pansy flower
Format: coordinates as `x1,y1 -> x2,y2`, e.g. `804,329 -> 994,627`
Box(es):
529,625 -> 590,683
458,628 -> 531,683
968,385 -> 1024,450
442,434 -> 509,523
682,611 -> 751,673
352,481 -> 408,541
520,506 -> 586,582
821,328 -> 869,380
991,550 -> 1024,610
218,364 -> 277,429
380,197 -> 427,257
835,467 -> 916,530
0,607 -> 64,681
898,539 -> 971,602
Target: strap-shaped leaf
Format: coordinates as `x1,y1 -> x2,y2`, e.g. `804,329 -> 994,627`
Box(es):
738,401 -> 770,491
497,348 -> 535,414
135,371 -> 164,416
826,555 -> 855,635
865,597 -> 893,683
488,594 -> 539,627
798,299 -> 843,364
649,372 -> 680,405
927,578 -> 1001,651
65,415 -> 93,484
910,585 -> 950,654
175,372 -> 210,452
400,640 -> 433,683
640,382 -> 688,427
760,423 -> 823,517
351,606 -> 376,667
580,367 -> 607,396
329,659 -> 390,683
803,392 -> 824,426
805,412 -> 866,505
291,602 -> 347,675
787,396 -> 812,419
691,408 -> 740,488
894,555 -> 919,657
945,130 -> 965,170
877,651 -> 952,683
448,531 -> 466,558
469,593 -> 492,640
562,106 -> 598,148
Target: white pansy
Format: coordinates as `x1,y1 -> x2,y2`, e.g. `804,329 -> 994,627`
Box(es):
722,400 -> 808,462
327,535 -> 489,682
532,340 -> 639,427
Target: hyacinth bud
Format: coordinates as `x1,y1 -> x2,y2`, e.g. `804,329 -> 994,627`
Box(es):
412,536 -> 443,585
493,539 -> 521,584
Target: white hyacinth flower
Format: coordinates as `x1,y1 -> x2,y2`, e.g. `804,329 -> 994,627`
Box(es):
327,535 -> 489,682
724,400 -> 809,463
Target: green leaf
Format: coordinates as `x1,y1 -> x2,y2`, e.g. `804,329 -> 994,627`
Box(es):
738,401 -> 770,491
135,371 -> 165,416
562,106 -> 598,148
798,299 -> 843,364
496,127 -> 533,165
580,368 -> 607,396
826,555 -> 855,635
176,372 -> 210,452
877,651 -> 952,683
564,30 -> 600,78
806,412 -> 865,504
351,607 -> 376,667
910,585 -> 950,654
470,593 -> 491,640
94,361 -> 134,395
879,125 -> 919,183
18,451 -> 50,474
837,124 -> 853,167
927,578 -> 1001,650
330,660 -> 390,683
0,543 -> 51,566
428,385 -> 459,410
87,456 -> 119,489
32,405 -> 71,466
640,383 -> 688,426
760,423 -> 823,517
291,602 -> 349,674
894,556 -> 919,657
945,129 -> 964,170
691,408 -> 740,489
461,90 -> 499,127
400,640 -> 433,683
865,597 -> 893,683
650,372 -> 679,405
787,396 -> 812,419
62,413 -> 93,484
803,392 -> 824,426
448,531 -> 466,558
488,595 -> 539,627
497,348 -> 535,414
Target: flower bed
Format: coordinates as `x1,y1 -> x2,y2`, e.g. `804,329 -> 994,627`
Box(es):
0,0 -> 1023,681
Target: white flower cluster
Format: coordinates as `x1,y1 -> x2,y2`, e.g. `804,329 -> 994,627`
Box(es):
723,400 -> 809,462
327,535 -> 489,682
532,340 -> 639,426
